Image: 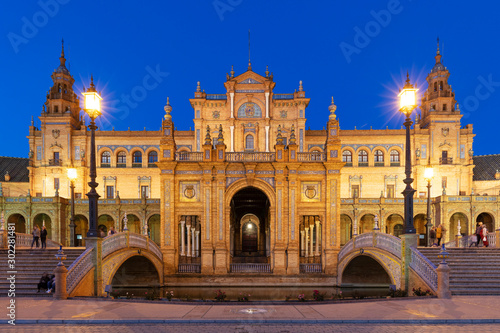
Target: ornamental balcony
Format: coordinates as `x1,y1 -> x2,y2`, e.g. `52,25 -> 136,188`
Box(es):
439,157 -> 453,165
48,159 -> 62,166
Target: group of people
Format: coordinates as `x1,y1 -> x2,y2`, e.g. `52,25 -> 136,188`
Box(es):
37,272 -> 56,293
98,226 -> 117,238
429,224 -> 446,246
31,225 -> 48,249
470,222 -> 490,247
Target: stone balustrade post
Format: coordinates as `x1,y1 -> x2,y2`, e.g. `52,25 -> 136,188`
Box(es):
53,246 -> 68,300
436,245 -> 452,299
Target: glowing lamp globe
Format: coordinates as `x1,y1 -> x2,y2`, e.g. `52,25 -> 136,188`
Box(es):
82,90 -> 102,119
424,166 -> 434,182
398,74 -> 418,115
67,168 -> 77,181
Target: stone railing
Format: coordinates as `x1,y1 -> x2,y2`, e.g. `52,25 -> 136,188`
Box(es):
66,247 -> 94,295
175,152 -> 204,161
102,232 -> 163,260
488,233 -> 496,247
299,263 -> 322,273
102,233 -> 128,258
178,263 -> 201,273
226,152 -> 275,162
339,232 -> 402,263
409,247 -> 438,292
297,152 -> 326,162
14,233 -> 61,248
230,263 -> 271,273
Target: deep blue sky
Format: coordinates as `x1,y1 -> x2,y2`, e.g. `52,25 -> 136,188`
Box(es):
1,0 -> 499,158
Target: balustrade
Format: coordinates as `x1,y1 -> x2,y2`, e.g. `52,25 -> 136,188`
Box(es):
299,263 -> 322,273
230,263 -> 271,273
66,248 -> 94,294
226,152 -> 275,162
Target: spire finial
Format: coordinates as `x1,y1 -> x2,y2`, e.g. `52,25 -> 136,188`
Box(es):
289,124 -> 296,145
435,37 -> 442,64
299,80 -> 303,92
31,115 -> 34,126
328,96 -> 337,120
59,38 -> 66,68
276,125 -> 284,145
265,65 -> 269,78
217,124 -> 224,143
248,29 -> 252,71
437,36 -> 440,55
230,65 -> 234,78
205,125 -> 212,145
164,97 -> 172,119
196,81 -> 201,92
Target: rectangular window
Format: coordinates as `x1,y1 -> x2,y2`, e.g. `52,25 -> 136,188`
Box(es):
196,129 -> 200,151
352,185 -> 359,199
387,185 -> 395,198
36,192 -> 42,197
36,146 -> 42,160
141,186 -> 149,199
106,186 -> 114,199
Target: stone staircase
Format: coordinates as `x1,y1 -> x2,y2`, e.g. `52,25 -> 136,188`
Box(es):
0,248 -> 85,297
419,247 -> 500,295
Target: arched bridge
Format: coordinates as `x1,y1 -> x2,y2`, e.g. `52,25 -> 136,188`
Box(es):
66,232 -> 163,296
338,232 -> 438,293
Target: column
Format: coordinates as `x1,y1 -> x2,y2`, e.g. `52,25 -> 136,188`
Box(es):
186,225 -> 191,257
353,217 -> 358,236
180,220 -> 185,256
265,126 -> 270,152
315,220 -> 320,256
305,227 -> 309,257
230,126 -> 234,152
191,227 -> 196,257
265,92 -> 270,118
230,92 -> 234,118
309,223 -> 314,257
300,230 -> 304,257
195,230 -> 200,257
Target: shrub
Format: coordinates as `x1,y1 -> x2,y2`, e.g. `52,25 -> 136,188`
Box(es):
412,287 -> 432,296
312,290 -> 326,301
390,288 -> 408,297
237,292 -> 251,302
166,290 -> 174,301
214,289 -> 226,302
297,294 -> 306,302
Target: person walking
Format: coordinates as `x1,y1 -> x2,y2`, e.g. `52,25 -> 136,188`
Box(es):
481,224 -> 489,247
31,225 -> 40,249
436,224 -> 443,246
471,222 -> 483,247
40,226 -> 48,249
430,226 -> 437,246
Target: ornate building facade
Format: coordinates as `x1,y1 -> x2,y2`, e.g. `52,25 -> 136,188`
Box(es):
1,43 -> 499,288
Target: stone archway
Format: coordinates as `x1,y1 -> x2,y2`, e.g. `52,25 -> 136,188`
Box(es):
342,255 -> 392,284
98,214 -> 115,235
125,214 -> 141,234
386,214 -> 403,236
449,212 -> 468,239
340,214 -> 352,245
414,214 -> 427,246
74,215 -> 88,246
111,255 -> 160,295
7,213 -> 26,234
148,214 -> 161,245
359,214 -> 375,234
476,212 -> 495,233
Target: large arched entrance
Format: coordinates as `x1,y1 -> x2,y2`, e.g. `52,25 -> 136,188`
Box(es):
476,213 -> 494,233
7,214 -> 26,234
340,214 -> 352,245
98,214 -> 114,235
111,255 -> 160,296
414,214 -> 427,246
230,187 -> 270,263
386,214 -> 403,237
359,214 -> 375,234
125,214 -> 141,234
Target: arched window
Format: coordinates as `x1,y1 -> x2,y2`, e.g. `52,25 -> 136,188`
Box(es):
117,151 -> 126,167
390,150 -> 400,165
148,151 -> 158,164
439,81 -> 443,90
342,150 -> 352,163
101,151 -> 111,165
374,149 -> 384,165
132,151 -> 142,166
245,134 -> 254,150
358,150 -> 368,164
433,82 -> 437,92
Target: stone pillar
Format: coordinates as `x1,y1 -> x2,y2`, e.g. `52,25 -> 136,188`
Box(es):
230,126 -> 234,152
315,221 -> 320,256
85,237 -> 103,296
400,234 -> 418,292
265,126 -> 270,152
496,229 -> 500,248
304,227 -> 309,257
230,92 -> 234,118
195,230 -> 200,257
186,225 -> 191,257
265,92 -> 270,118
437,246 -> 452,299
53,264 -> 68,300
309,223 -> 314,257
300,230 -> 304,257
180,220 -> 185,256
191,227 -> 196,257
353,217 -> 358,236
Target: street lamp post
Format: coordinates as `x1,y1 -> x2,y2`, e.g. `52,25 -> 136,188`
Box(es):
424,163 -> 434,247
67,168 -> 77,247
82,77 -> 102,238
398,73 -> 418,234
